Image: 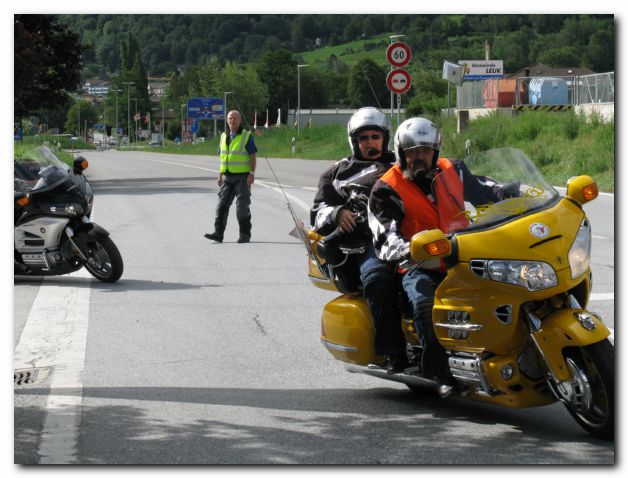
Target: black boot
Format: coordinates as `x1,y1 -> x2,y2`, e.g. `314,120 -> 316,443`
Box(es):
204,232 -> 223,243
386,352 -> 409,374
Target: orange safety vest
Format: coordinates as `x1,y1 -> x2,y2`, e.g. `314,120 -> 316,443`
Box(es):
379,158 -> 468,240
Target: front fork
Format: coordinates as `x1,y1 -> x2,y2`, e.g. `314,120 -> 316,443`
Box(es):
64,216 -> 110,262
522,297 -> 610,402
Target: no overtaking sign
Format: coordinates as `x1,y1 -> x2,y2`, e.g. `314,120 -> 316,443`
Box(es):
386,69 -> 412,95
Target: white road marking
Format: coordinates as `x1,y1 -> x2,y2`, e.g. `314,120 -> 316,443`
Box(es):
14,206 -> 98,463
130,156 -> 312,213
14,268 -> 92,463
590,293 -> 614,301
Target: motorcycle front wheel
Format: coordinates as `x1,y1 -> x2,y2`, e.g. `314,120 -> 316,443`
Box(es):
561,340 -> 614,440
82,235 -> 124,282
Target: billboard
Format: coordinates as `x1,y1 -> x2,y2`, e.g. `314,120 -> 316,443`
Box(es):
458,60 -> 504,80
187,97 -> 224,120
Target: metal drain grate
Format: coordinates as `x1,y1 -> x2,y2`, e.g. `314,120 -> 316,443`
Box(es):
14,367 -> 51,386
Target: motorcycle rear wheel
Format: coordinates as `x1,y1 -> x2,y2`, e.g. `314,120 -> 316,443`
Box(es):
561,340 -> 614,440
82,235 -> 124,282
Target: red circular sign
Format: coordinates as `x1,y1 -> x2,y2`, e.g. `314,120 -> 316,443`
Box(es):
386,68 -> 412,95
386,42 -> 412,68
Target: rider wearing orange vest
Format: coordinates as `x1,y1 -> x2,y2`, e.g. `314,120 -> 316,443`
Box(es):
368,118 -> 501,396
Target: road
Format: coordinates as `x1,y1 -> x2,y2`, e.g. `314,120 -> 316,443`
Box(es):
13,150 -> 615,464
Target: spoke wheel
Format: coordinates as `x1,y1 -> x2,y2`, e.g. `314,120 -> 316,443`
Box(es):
560,340 -> 614,440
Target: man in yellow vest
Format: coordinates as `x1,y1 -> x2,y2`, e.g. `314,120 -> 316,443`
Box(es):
205,110 -> 257,243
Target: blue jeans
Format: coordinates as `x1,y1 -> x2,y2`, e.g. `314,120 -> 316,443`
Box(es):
401,267 -> 449,381
358,245 -> 405,356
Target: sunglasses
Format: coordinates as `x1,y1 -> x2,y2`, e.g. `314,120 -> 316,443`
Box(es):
358,134 -> 383,142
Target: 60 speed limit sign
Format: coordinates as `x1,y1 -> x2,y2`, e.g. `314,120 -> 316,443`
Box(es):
386,42 -> 412,68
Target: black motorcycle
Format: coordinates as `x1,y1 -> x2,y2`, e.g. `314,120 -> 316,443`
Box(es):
14,146 -> 123,282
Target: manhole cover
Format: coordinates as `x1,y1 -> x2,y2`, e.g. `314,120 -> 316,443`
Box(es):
14,367 -> 51,386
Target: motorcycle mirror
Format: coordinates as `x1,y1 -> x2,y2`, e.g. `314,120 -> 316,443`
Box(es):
410,229 -> 451,261
566,175 -> 598,205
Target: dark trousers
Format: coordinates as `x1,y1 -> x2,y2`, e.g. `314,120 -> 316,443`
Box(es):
401,267 -> 450,381
358,245 -> 405,356
213,174 -> 251,240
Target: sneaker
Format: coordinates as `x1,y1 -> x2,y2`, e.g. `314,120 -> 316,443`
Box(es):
204,232 -> 223,243
237,237 -> 250,243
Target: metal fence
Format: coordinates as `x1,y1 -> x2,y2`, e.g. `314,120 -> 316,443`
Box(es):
457,72 -> 614,109
576,72 -> 614,104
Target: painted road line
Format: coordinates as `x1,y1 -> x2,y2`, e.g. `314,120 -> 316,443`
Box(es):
589,293 -> 614,301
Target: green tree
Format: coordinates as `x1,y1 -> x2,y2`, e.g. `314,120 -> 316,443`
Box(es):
14,15 -> 87,117
347,58 -> 388,108
220,62 -> 269,127
256,49 -> 297,124
538,47 -> 581,67
586,30 -> 614,72
64,100 -> 100,135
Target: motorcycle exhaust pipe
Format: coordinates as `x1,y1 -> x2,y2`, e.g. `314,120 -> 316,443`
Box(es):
345,363 -> 440,391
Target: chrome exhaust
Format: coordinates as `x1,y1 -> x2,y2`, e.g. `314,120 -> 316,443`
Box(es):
345,363 -> 440,391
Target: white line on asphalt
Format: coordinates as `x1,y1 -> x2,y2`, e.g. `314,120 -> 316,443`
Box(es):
589,292 -> 614,301
14,269 -> 92,464
130,156 -> 312,213
14,207 -> 96,463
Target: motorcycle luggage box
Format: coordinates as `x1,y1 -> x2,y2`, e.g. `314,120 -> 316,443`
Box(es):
320,295 -> 378,365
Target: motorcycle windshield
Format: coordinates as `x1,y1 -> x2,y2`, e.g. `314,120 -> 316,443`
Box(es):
435,148 -> 561,234
14,146 -> 72,193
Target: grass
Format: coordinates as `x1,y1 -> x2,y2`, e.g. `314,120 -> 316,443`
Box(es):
298,33 -> 392,67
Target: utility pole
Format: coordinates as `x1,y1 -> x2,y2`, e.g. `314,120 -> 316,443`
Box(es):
297,64 -> 308,136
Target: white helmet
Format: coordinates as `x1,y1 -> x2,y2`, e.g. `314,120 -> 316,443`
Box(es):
394,117 -> 441,169
347,107 -> 391,158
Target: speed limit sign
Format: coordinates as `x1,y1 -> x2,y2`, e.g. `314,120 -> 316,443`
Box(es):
386,42 -> 412,68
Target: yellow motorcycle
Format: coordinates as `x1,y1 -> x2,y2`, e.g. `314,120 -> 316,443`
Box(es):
305,148 -> 613,440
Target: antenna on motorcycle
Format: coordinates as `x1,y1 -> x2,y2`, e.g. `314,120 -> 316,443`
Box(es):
261,156 -> 313,254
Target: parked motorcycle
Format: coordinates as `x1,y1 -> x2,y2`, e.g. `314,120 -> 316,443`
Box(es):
305,147 -> 613,440
14,146 -> 123,282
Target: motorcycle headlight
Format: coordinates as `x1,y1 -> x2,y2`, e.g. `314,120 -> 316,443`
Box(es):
50,203 -> 84,217
568,219 -> 591,279
487,260 -> 557,291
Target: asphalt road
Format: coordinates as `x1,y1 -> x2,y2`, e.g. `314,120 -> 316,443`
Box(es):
13,149 -> 615,464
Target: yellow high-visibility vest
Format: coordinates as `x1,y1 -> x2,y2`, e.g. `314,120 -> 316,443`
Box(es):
219,130 -> 252,173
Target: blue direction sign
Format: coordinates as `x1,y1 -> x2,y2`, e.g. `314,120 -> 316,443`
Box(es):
191,119 -> 199,133
187,97 -> 224,120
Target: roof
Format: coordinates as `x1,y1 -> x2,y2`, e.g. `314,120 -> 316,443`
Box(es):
508,63 -> 595,78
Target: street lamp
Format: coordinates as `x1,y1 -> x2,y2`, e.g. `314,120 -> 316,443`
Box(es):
111,89 -> 122,146
180,103 -> 186,144
123,81 -> 134,147
297,64 -> 308,136
223,91 -> 233,133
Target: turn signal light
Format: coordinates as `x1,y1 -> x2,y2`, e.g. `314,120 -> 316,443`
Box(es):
582,183 -> 598,201
424,239 -> 450,256
16,196 -> 29,207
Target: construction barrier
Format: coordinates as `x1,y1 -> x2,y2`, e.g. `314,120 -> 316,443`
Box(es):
512,105 -> 573,112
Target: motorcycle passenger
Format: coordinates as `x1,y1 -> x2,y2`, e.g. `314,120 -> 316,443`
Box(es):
368,117 -> 503,396
310,107 -> 407,373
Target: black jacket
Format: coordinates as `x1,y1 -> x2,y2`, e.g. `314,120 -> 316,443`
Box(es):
311,152 -> 395,236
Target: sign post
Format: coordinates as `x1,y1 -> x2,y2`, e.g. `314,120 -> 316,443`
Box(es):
386,41 -> 412,131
